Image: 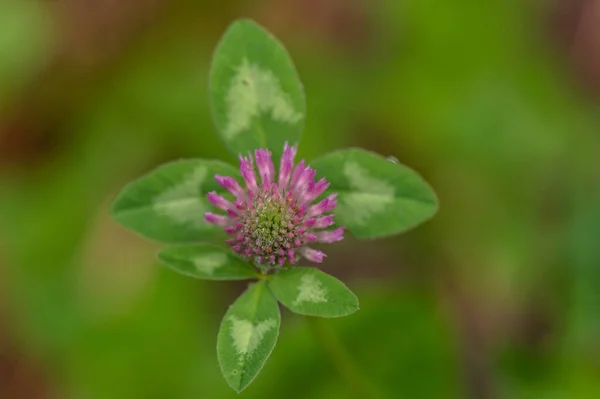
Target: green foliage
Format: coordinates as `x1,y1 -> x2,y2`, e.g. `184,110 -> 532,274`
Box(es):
217,281 -> 281,392
311,148 -> 438,238
209,19 -> 306,160
111,159 -> 240,243
158,244 -> 257,280
268,268 -> 358,317
107,19 -> 438,392
8,0 -> 597,396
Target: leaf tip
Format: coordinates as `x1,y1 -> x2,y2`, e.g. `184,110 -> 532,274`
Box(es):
227,380 -> 245,394
225,18 -> 267,36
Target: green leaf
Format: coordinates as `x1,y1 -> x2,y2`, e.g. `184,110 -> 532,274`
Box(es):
311,148 -> 438,238
111,159 -> 240,244
268,267 -> 358,318
209,19 -> 306,160
217,281 -> 280,392
157,244 -> 256,280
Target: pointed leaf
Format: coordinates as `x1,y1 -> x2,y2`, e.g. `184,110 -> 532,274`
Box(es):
311,148 -> 438,238
111,159 -> 240,244
209,19 -> 306,160
268,267 -> 359,318
217,281 -> 280,392
157,244 -> 256,280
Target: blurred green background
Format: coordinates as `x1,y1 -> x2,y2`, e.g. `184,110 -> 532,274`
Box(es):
1,0 -> 600,398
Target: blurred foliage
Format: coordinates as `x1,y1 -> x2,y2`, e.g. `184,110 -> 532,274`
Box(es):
0,1 -> 51,108
1,0 -> 600,398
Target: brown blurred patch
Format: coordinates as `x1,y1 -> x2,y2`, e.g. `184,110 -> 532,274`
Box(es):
0,346 -> 55,399
259,0 -> 375,55
0,252 -> 56,398
0,0 -> 174,172
0,109 -> 63,173
56,0 -> 167,69
549,0 -> 600,98
439,262 -> 498,399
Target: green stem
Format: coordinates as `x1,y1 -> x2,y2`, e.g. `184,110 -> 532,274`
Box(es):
306,317 -> 384,399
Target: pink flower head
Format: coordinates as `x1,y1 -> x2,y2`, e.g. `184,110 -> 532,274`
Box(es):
205,143 -> 343,267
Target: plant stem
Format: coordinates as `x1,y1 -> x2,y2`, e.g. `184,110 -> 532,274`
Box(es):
306,316 -> 384,399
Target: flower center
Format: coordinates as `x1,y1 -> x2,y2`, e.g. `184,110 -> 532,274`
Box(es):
239,188 -> 301,264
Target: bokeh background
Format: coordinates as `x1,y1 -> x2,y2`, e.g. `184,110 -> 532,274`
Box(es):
2,0 -> 600,398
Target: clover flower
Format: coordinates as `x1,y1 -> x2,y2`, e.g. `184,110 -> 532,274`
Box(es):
204,143 -> 344,268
